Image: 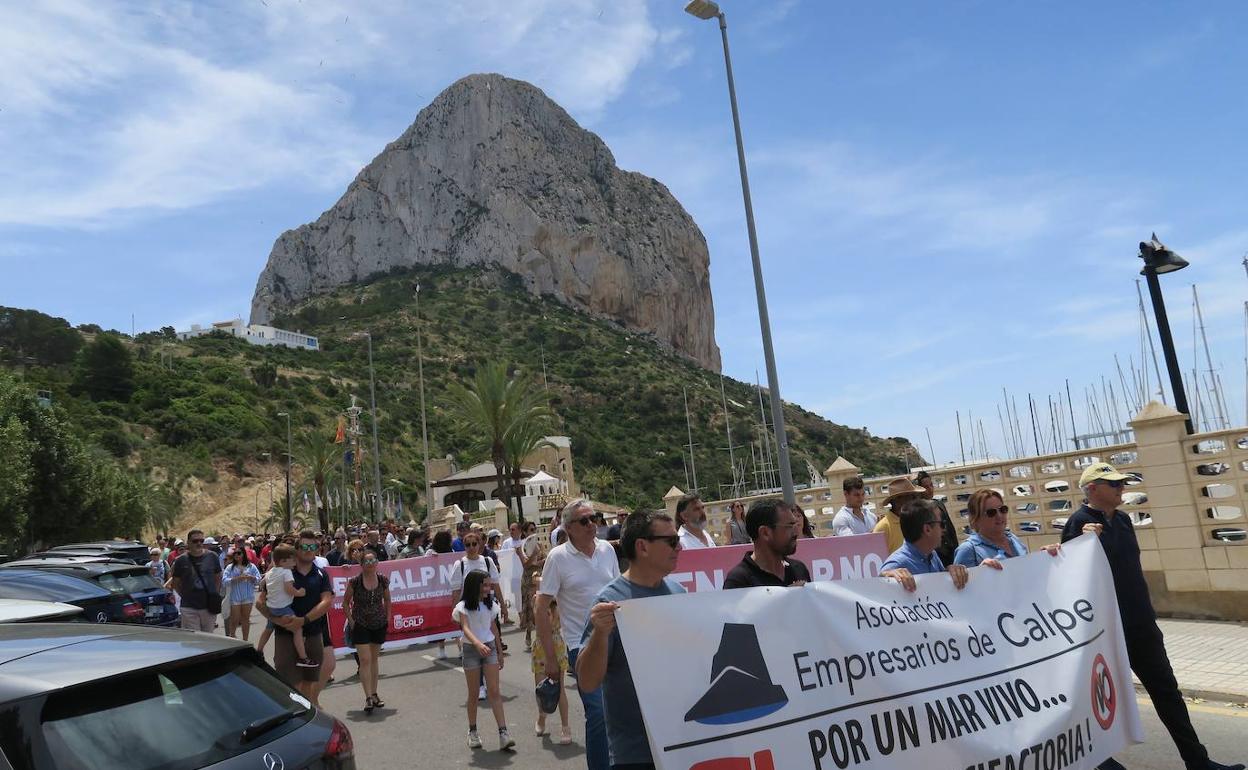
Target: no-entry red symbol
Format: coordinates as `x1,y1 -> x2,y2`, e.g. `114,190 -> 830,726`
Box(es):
1091,653 -> 1117,730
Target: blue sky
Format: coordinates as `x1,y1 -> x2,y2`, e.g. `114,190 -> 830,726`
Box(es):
3,0 -> 1247,468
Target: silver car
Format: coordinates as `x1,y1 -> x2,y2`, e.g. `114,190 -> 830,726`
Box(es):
0,624 -> 355,769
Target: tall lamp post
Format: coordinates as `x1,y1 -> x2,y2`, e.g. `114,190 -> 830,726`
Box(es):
685,0 -> 795,504
354,332 -> 385,521
276,412 -> 292,531
412,282 -> 434,524
1139,233 -> 1194,434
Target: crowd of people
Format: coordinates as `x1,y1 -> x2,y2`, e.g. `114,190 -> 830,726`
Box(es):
147,464 -> 1244,770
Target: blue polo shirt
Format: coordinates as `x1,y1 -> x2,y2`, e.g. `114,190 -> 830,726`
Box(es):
953,531 -> 1029,567
881,541 -> 945,575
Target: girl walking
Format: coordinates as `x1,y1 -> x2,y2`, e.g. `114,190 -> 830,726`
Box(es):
530,596 -> 571,744
222,548 -> 261,641
452,570 -> 514,752
342,550 -> 392,713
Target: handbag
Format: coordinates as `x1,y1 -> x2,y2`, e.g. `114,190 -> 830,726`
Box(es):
189,554 -> 223,614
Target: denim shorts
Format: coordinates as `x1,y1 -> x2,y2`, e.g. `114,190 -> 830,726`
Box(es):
461,639 -> 498,670
267,604 -> 295,629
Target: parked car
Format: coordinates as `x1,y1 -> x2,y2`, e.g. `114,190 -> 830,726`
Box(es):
0,570 -> 142,624
0,559 -> 177,627
0,600 -> 82,623
0,624 -> 355,769
45,540 -> 150,564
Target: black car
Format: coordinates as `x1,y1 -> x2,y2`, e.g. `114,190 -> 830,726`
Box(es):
0,559 -> 177,627
45,540 -> 150,564
0,570 -> 142,624
0,624 -> 356,769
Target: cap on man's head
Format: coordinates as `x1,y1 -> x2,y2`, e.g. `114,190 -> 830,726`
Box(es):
487,529 -> 502,540
1078,462 -> 1132,487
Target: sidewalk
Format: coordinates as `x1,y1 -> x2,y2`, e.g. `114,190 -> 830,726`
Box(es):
1147,618 -> 1248,703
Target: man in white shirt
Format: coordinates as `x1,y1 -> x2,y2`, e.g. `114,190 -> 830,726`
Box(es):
676,494 -> 714,549
833,476 -> 878,536
536,499 -> 620,770
499,522 -> 522,552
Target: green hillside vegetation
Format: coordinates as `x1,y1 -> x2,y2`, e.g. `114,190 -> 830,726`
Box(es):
0,267 -> 919,542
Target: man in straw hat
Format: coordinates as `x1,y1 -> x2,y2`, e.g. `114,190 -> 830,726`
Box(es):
1063,462 -> 1243,770
873,476 -> 924,552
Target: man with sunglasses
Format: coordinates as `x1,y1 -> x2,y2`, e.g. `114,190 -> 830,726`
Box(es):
879,499 -> 989,593
723,499 -> 811,588
537,499 -> 620,770
258,529 -> 334,706
577,510 -> 685,770
171,528 -> 223,631
916,470 -> 959,565
1063,463 -> 1244,770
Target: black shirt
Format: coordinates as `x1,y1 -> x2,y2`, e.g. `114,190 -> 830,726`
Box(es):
363,542 -> 388,562
932,498 -> 959,567
288,563 -> 331,638
326,547 -> 345,567
1061,504 -> 1156,628
723,552 -> 812,589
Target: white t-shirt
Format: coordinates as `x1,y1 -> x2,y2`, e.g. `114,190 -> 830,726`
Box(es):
313,555 -> 329,570
538,539 -> 620,651
264,566 -> 295,609
832,506 -> 878,536
452,600 -> 500,645
678,525 -> 713,550
500,537 -> 518,552
549,525 -> 564,546
449,554 -> 500,594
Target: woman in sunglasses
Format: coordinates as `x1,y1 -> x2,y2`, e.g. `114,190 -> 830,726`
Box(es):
954,489 -> 1057,567
342,550 -> 391,712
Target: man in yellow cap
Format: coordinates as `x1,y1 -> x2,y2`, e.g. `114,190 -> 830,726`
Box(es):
872,476 -> 924,553
1062,462 -> 1243,770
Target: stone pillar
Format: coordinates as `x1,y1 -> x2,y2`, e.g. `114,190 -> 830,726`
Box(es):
663,486 -> 686,518
490,499 -> 509,532
1129,401 -> 1207,590
823,457 -> 860,500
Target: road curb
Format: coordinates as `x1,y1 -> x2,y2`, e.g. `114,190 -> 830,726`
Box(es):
1135,681 -> 1248,706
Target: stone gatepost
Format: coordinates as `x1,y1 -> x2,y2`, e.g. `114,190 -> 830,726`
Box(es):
823,457 -> 860,500
663,486 -> 686,518
1129,401 -> 1207,589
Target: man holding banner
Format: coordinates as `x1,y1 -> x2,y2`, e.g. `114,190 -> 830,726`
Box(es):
1063,462 -> 1244,770
577,510 -> 686,770
723,499 -> 811,589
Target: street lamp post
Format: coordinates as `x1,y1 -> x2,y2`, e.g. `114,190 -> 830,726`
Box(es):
685,0 -> 795,504
1139,233 -> 1194,434
413,282 -> 434,524
358,332 -> 385,522
276,412 -> 292,531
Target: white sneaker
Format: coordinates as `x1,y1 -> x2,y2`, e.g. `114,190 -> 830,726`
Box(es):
478,684 -> 487,701
499,728 -> 515,751
467,729 -> 482,749
437,646 -> 448,660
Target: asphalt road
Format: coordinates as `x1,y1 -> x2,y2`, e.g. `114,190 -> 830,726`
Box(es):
244,618 -> 1248,769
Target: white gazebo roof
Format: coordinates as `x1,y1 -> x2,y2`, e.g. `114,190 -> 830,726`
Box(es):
526,470 -> 560,485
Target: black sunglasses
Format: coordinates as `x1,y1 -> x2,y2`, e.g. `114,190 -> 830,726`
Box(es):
640,534 -> 680,548
572,516 -> 596,527
1101,479 -> 1126,489
983,505 -> 1009,518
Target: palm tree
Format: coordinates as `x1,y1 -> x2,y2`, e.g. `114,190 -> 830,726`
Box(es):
503,415 -> 555,522
448,362 -> 553,523
297,431 -> 337,532
264,497 -> 302,534
580,465 -> 619,502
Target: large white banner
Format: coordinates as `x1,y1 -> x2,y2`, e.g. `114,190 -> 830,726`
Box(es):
617,534 -> 1143,770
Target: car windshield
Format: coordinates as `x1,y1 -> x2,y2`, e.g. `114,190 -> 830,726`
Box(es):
40,653 -> 311,769
95,571 -> 161,594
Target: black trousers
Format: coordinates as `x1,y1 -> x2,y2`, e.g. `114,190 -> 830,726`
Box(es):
1127,621 -> 1207,766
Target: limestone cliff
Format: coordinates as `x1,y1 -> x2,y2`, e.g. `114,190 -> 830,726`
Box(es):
250,73 -> 721,370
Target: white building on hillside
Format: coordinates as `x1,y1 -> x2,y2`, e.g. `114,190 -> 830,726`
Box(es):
177,319 -> 319,351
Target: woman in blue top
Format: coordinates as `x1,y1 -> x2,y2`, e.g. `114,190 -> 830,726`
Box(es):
955,489 -> 1058,567
222,548 -> 261,641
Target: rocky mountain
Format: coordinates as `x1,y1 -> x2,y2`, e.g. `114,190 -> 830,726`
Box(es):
251,73 -> 721,370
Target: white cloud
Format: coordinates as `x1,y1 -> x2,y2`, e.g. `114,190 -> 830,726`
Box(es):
0,0 -> 660,228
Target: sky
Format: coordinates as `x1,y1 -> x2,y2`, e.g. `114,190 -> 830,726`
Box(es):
3,0 -> 1248,470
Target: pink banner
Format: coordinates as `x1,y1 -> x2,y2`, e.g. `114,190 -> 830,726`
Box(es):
325,551 -> 464,655
323,533 -> 888,656
669,532 -> 889,592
